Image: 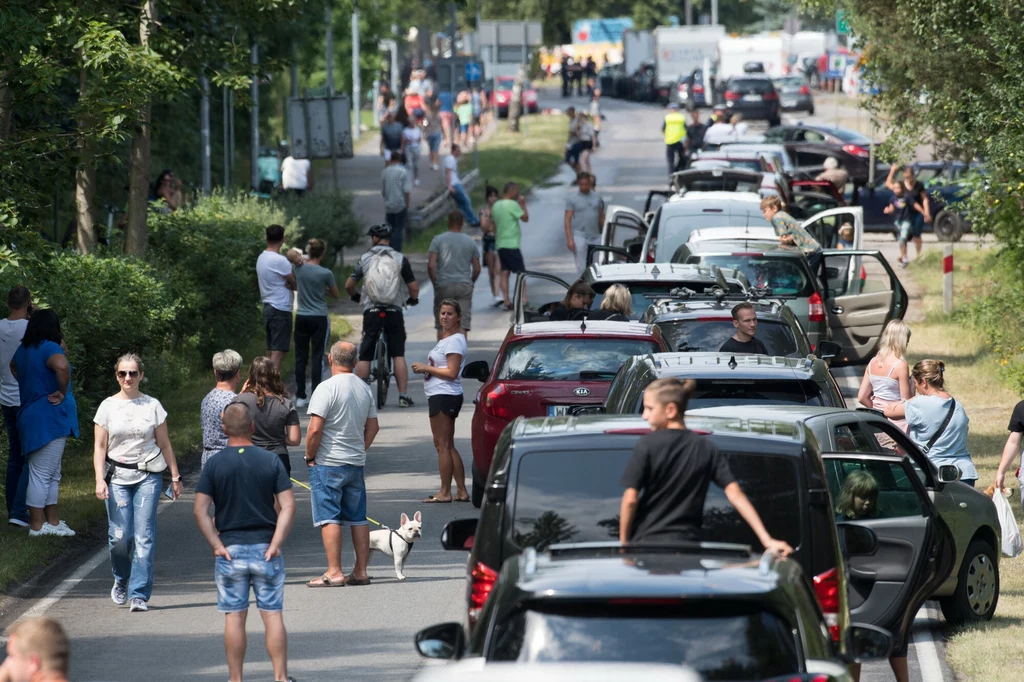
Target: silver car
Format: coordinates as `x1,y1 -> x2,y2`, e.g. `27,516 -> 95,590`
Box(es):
774,75 -> 816,114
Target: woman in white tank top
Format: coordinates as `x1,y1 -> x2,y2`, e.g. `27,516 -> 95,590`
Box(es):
857,320 -> 913,432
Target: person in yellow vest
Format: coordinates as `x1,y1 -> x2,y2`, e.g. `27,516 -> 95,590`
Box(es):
662,103 -> 687,181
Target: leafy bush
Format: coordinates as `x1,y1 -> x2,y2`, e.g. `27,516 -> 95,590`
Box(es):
275,193 -> 363,264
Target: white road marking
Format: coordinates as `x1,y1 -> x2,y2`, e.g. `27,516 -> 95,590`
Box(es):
912,604 -> 946,682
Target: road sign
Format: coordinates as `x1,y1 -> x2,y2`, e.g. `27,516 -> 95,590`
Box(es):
466,61 -> 482,83
836,9 -> 850,35
825,52 -> 847,80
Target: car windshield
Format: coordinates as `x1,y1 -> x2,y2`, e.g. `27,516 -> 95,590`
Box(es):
489,604 -> 801,680
690,255 -> 813,297
655,213 -> 771,261
497,339 -> 659,381
512,450 -> 802,550
819,126 -> 872,145
496,80 -> 514,91
658,319 -> 802,356
591,284 -> 746,319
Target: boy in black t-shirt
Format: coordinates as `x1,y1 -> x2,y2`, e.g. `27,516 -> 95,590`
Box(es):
619,377 -> 792,556
718,302 -> 768,355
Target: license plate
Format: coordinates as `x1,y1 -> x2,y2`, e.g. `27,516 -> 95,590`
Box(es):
548,405 -> 572,416
782,98 -> 797,107
742,94 -> 762,102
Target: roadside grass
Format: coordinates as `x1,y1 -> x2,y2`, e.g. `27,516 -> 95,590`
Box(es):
0,332 -> 298,593
904,249 -> 1024,677
404,113 -> 568,253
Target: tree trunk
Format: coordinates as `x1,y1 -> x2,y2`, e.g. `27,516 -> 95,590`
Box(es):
0,78 -> 12,142
125,0 -> 157,256
76,68 -> 99,253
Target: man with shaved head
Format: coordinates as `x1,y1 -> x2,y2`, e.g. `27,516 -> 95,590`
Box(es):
194,402 -> 295,682
0,616 -> 69,682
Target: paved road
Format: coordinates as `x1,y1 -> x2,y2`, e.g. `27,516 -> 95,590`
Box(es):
8,89 -> 954,682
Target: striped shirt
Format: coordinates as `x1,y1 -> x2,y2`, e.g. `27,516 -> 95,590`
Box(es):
381,164 -> 411,213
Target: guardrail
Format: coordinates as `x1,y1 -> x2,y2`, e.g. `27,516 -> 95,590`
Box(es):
409,168 -> 480,232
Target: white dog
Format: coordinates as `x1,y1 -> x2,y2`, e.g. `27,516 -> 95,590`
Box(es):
369,511 -> 422,580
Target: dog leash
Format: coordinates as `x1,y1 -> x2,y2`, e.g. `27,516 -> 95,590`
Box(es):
290,476 -> 385,528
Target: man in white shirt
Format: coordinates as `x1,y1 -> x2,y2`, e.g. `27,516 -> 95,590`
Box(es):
256,225 -> 297,372
304,342 -> 380,587
280,153 -> 312,197
444,145 -> 479,226
1,286 -> 30,527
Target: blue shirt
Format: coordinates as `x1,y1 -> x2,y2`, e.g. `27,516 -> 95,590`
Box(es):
904,394 -> 976,480
13,341 -> 79,455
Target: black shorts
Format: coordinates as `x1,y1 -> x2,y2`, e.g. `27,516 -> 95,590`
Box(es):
275,451 -> 292,476
498,248 -> 525,274
358,308 -> 406,361
482,234 -> 496,254
263,304 -> 292,352
428,394 -> 464,418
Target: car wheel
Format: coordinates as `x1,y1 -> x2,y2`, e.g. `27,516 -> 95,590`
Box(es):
939,539 -> 999,624
933,209 -> 964,242
809,105 -> 815,116
471,462 -> 484,508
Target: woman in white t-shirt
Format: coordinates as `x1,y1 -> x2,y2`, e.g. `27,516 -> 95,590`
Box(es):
93,353 -> 182,612
412,299 -> 469,503
401,116 -> 424,186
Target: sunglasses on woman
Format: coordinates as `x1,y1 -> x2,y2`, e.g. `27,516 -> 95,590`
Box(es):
117,370 -> 140,379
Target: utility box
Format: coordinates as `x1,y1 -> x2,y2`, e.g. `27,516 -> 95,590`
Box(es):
287,95 -> 354,160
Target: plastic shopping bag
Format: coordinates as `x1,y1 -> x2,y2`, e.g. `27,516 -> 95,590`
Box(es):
994,489 -> 1023,558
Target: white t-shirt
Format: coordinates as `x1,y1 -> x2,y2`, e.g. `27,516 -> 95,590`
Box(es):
281,156 -> 311,190
403,127 -> 422,147
0,318 -> 28,407
443,155 -> 461,187
703,122 -> 741,146
94,394 -> 168,485
308,372 -> 378,467
423,334 -> 468,398
257,250 -> 294,312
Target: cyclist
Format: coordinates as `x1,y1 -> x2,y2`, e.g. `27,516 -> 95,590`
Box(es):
345,223 -> 420,408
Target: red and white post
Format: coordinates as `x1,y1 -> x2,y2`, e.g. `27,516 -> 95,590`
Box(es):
943,244 -> 954,314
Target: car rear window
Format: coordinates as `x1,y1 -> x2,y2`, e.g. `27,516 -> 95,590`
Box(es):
495,80 -> 513,91
676,175 -> 762,194
512,450 -> 802,550
666,380 -> 826,409
775,76 -> 805,89
729,79 -> 774,93
591,283 -> 745,317
490,604 -> 801,679
658,318 -> 801,356
656,213 -> 771,261
497,339 -> 659,381
690,254 -> 813,297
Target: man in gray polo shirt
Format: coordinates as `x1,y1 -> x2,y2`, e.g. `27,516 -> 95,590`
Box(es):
428,210 -> 480,338
564,172 -> 606,276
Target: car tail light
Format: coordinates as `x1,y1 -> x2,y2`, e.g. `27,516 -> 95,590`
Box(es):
842,143 -> 871,158
763,90 -> 779,100
860,264 -> 867,282
468,560 -> 498,625
481,383 -> 513,419
799,85 -> 811,95
813,567 -> 841,641
677,83 -> 687,93
724,90 -> 740,101
760,676 -> 832,682
693,84 -> 704,94
808,291 -> 825,323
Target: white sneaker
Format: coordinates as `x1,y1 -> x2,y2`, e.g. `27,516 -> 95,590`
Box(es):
51,520 -> 76,537
295,397 -> 310,409
129,598 -> 148,612
493,295 -> 505,305
28,525 -> 56,537
111,580 -> 128,606
431,164 -> 439,170
414,179 -> 421,186
8,518 -> 28,528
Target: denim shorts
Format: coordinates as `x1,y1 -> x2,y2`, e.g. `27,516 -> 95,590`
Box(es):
215,544 -> 285,613
309,464 -> 368,527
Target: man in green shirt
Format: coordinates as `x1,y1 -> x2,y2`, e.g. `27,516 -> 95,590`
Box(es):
491,182 -> 530,310
761,195 -> 823,273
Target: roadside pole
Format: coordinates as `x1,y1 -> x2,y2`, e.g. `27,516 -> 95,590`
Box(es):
943,245 -> 954,314
352,0 -> 361,141
200,70 -> 211,194
222,85 -> 230,187
325,0 -> 340,192
250,42 -> 259,192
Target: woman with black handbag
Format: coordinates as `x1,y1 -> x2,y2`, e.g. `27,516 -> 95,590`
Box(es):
93,353 -> 183,612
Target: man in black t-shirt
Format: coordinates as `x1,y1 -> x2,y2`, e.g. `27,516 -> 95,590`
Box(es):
995,400 -> 1024,492
194,403 -> 295,682
718,302 -> 768,355
619,377 -> 792,555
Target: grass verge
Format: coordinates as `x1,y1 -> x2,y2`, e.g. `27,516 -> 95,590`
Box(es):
404,112 -> 569,253
903,248 -> 1024,677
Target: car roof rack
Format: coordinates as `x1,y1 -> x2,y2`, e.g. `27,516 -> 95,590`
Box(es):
650,284 -> 780,307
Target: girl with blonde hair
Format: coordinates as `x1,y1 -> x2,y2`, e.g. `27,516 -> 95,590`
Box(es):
858,320 -> 913,431
588,284 -> 631,321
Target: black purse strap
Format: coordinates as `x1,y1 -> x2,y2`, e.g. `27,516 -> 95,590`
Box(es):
924,399 -> 956,452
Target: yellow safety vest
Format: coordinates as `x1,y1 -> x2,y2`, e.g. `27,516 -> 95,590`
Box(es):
663,112 -> 686,145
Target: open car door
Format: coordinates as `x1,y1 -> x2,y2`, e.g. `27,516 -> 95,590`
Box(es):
802,206 -> 864,250
822,449 -> 955,647
644,189 -> 672,219
512,271 -> 571,325
599,206 -> 649,264
821,250 -> 907,365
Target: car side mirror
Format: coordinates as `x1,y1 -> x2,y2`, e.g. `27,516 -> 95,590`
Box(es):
938,464 -> 962,484
414,622 -> 466,660
569,405 -> 605,416
843,623 -> 893,663
462,360 -> 490,382
817,340 -> 842,361
440,518 -> 477,551
838,523 -> 878,557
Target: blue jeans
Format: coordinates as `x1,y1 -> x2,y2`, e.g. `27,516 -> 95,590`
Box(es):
3,404 -> 29,523
215,544 -> 285,613
106,473 -> 162,601
449,185 -> 479,226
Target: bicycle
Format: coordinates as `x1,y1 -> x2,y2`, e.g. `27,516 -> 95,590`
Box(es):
367,305 -> 399,409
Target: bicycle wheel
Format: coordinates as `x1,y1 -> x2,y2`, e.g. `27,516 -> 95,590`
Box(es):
375,334 -> 389,409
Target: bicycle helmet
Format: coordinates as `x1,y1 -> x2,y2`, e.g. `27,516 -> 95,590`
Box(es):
367,222 -> 393,239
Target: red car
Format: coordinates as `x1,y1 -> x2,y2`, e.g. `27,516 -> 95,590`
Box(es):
491,76 -> 538,117
461,321 -> 669,506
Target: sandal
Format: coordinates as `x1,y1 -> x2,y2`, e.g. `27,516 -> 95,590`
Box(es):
454,495 -> 471,502
306,574 -> 345,588
423,495 -> 453,503
502,304 -> 514,312
345,574 -> 372,586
